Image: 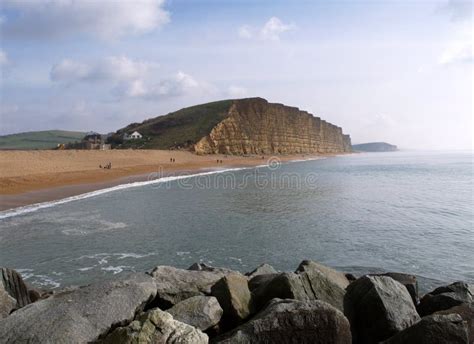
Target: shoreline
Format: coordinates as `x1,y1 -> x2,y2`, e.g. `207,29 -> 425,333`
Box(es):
0,150 -> 334,212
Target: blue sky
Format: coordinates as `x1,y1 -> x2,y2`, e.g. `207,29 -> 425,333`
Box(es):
0,0 -> 472,149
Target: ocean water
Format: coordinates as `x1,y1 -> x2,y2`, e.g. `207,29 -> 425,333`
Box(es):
0,151 -> 472,292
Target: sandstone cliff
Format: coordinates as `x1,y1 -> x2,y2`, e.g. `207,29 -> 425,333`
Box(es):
111,97 -> 351,155
194,98 -> 352,155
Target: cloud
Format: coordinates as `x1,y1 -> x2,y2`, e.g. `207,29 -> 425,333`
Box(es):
438,22 -> 473,66
115,71 -> 206,100
2,0 -> 170,40
440,0 -> 473,22
51,56 -> 155,83
0,50 -> 8,66
238,17 -> 295,41
227,86 -> 248,98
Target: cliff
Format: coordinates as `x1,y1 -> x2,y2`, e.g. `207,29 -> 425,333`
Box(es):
352,142 -> 398,152
111,97 -> 352,155
195,98 -> 352,155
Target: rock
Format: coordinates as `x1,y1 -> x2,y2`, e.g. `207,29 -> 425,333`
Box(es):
296,260 -> 350,290
251,272 -> 306,309
1,268 -> 32,309
418,281 -> 473,316
100,308 -> 208,344
210,273 -> 252,324
245,263 -> 277,278
188,263 -> 236,275
377,272 -> 419,305
345,273 -> 357,282
0,285 -> 16,319
213,299 -> 352,344
252,261 -> 347,312
149,265 -> 232,307
381,314 -> 469,344
167,296 -> 223,331
344,275 -> 420,344
435,303 -> 474,344
248,273 -> 278,292
0,273 -> 157,343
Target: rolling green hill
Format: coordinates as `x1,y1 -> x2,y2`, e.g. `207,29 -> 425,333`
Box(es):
0,130 -> 86,150
109,99 -> 233,149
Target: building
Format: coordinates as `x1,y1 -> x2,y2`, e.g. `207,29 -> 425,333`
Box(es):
81,132 -> 111,150
123,131 -> 143,140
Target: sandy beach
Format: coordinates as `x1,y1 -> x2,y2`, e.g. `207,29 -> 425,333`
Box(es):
0,150 -> 322,210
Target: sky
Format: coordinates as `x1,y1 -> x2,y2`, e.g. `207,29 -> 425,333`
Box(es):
0,0 -> 472,150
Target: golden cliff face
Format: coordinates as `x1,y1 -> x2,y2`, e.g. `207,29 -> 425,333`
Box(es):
194,98 -> 352,155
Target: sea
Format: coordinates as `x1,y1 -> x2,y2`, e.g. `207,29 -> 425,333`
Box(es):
0,151 -> 472,293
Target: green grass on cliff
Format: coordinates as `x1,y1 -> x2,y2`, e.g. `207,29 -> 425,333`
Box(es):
0,130 -> 86,150
111,100 -> 233,149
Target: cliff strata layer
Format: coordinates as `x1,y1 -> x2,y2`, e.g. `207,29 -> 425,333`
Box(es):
194,98 -> 352,155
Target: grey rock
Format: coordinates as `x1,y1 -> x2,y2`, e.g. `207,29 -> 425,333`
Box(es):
211,273 -> 252,324
0,285 -> 16,319
252,262 -> 347,312
435,303 -> 474,344
296,260 -> 350,290
245,264 -> 277,278
418,281 -> 473,316
100,308 -> 208,344
1,268 -> 32,309
168,296 -> 223,331
377,272 -> 419,305
0,273 -> 157,344
344,275 -> 420,344
381,314 -> 469,344
188,263 -> 236,275
149,266 -> 232,307
213,298 -> 352,344
248,273 -> 278,292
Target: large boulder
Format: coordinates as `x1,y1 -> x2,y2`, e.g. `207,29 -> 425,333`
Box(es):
418,281 -> 473,316
435,303 -> 474,344
188,263 -> 236,275
376,272 -> 419,305
168,296 -> 223,331
0,285 -> 16,319
344,275 -> 420,344
213,299 -> 351,344
245,263 -> 277,278
296,260 -> 350,290
149,266 -> 233,307
211,273 -> 253,324
252,262 -> 347,312
100,308 -> 208,344
381,314 -> 469,344
0,273 -> 157,343
1,268 -> 32,309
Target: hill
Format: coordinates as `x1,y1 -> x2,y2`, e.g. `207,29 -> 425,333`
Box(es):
110,97 -> 352,155
108,100 -> 233,150
0,130 -> 86,150
352,142 -> 398,152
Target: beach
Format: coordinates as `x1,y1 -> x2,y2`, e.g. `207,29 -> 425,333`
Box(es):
0,150 -> 320,210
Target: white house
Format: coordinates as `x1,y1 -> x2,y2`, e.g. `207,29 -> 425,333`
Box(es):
123,131 -> 143,140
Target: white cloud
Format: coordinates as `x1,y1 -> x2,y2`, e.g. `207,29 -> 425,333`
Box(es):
227,86 -> 248,98
238,25 -> 253,39
260,17 -> 295,41
2,0 -> 170,40
239,17 -> 295,41
51,56 -> 155,83
438,23 -> 473,65
116,71 -> 204,100
0,50 -> 8,66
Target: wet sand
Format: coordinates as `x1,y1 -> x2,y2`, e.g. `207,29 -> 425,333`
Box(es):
0,150 -> 324,211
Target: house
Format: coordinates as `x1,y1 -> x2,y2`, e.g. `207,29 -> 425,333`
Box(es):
123,131 -> 143,140
81,132 -> 111,150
